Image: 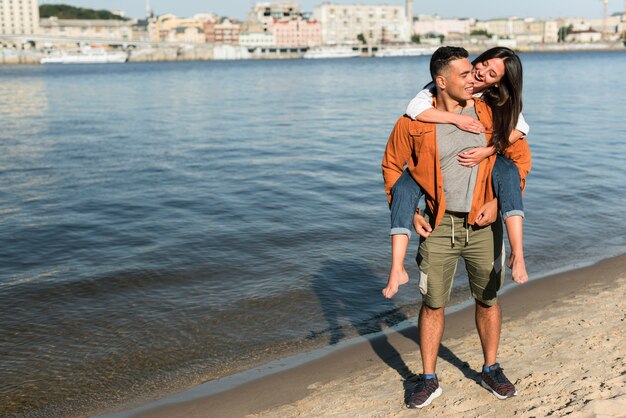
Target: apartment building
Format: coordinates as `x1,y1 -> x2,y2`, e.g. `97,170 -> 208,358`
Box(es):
314,3 -> 410,45
412,15 -> 472,37
0,0 -> 39,35
148,14 -> 206,43
473,17 -> 559,44
270,16 -> 321,46
39,17 -> 134,40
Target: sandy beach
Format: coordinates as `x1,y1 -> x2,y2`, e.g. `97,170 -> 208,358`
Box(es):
118,254 -> 626,418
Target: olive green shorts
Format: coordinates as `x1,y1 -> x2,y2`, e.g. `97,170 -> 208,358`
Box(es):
417,211 -> 505,308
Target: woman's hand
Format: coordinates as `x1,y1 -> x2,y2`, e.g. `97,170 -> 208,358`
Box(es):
453,114 -> 485,134
457,146 -> 496,167
474,199 -> 498,227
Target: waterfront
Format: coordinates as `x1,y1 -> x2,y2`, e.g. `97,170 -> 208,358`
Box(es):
1,41 -> 625,64
1,50 -> 626,417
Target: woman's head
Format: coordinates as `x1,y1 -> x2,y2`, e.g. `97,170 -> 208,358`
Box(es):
472,47 -> 524,152
471,47 -> 522,93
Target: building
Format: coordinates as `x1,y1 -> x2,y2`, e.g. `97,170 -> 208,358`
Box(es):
269,16 -> 321,46
565,29 -> 602,42
210,18 -> 240,44
148,14 -> 206,43
240,2 -> 320,48
558,15 -> 622,41
473,17 -> 559,44
253,2 -> 301,25
0,0 -> 39,35
239,31 -> 275,47
314,3 -> 410,45
38,17 -> 134,40
412,15 -> 472,37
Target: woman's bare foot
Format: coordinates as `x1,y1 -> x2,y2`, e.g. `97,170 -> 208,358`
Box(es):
508,252 -> 528,284
382,269 -> 409,298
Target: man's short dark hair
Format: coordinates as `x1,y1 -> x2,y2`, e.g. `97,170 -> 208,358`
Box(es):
430,46 -> 469,80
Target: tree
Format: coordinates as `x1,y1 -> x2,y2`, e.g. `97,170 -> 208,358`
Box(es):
357,33 -> 366,44
470,29 -> 491,37
558,24 -> 573,42
411,34 -> 421,44
39,4 -> 129,20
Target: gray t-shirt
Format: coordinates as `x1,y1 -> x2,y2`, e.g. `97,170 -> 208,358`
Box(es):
435,105 -> 487,212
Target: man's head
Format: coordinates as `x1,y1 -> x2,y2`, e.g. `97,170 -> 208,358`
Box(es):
429,46 -> 474,103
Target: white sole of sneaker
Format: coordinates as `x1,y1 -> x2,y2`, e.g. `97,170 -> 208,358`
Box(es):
406,387 -> 443,409
480,380 -> 517,400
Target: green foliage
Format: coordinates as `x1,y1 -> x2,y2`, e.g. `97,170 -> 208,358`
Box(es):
411,34 -> 420,44
558,25 -> 573,42
357,33 -> 366,44
470,29 -> 491,37
39,4 -> 129,20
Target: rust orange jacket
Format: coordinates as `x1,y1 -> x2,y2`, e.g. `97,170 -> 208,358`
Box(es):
381,97 -> 532,228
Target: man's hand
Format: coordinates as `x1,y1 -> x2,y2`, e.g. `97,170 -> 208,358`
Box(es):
457,146 -> 495,167
453,114 -> 485,134
414,211 -> 433,238
475,198 -> 498,227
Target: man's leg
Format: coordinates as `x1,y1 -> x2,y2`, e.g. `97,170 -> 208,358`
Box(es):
407,214 -> 458,409
419,303 -> 445,374
463,218 -> 517,399
475,300 -> 501,367
407,304 -> 445,409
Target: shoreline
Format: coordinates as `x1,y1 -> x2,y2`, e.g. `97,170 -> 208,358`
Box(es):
1,42 -> 625,65
97,252 -> 626,417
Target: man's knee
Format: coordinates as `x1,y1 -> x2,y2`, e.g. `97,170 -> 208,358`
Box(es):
475,299 -> 499,310
421,302 -> 445,316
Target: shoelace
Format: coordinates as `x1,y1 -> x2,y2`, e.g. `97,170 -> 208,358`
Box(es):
491,367 -> 510,385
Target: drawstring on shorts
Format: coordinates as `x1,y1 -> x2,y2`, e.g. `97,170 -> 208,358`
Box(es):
449,214 -> 469,248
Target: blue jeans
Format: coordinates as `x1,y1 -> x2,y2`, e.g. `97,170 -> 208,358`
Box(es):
389,155 -> 524,237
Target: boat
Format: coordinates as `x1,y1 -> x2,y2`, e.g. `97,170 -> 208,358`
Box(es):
374,46 -> 438,58
303,47 -> 360,59
41,48 -> 128,64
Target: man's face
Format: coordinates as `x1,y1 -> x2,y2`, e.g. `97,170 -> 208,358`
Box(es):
439,57 -> 475,101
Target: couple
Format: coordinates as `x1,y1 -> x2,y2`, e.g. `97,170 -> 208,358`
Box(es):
381,46 -> 532,408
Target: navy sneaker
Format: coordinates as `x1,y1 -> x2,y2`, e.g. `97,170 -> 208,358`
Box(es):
406,375 -> 442,408
480,363 -> 517,399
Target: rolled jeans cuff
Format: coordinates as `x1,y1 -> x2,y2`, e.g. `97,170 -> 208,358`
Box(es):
390,227 -> 412,238
502,210 -> 524,221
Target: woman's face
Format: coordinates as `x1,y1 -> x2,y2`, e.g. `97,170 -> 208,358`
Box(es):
472,58 -> 506,92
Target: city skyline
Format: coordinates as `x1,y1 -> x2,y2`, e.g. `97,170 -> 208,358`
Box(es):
37,0 -> 624,21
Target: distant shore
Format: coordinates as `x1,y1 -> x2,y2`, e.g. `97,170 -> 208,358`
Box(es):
1,41 -> 625,65
97,253 -> 626,417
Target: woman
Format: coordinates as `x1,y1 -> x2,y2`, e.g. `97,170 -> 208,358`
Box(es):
383,47 -> 530,299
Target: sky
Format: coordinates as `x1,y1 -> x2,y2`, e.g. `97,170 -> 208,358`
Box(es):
38,0 -> 624,21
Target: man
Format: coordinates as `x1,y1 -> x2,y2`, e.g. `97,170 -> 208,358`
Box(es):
381,46 -> 532,408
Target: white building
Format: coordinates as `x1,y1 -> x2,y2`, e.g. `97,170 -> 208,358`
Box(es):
565,29 -> 602,43
314,3 -> 410,45
239,31 -> 275,47
38,17 -> 135,40
0,0 -> 39,35
558,15 -> 622,41
412,15 -> 472,37
253,2 -> 301,25
473,17 -> 559,44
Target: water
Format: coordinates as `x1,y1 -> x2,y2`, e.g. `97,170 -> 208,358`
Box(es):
1,51 -> 625,417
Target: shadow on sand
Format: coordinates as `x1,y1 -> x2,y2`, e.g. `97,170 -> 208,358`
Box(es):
311,259 -> 480,402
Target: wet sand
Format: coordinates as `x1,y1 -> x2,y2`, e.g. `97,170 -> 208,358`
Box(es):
113,254 -> 626,417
